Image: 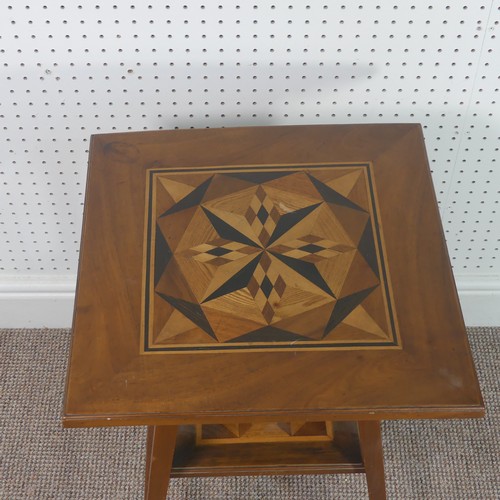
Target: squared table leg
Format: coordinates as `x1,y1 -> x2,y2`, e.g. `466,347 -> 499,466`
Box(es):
144,425 -> 178,500
358,421 -> 387,500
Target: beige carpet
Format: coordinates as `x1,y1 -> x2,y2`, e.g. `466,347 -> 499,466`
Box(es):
0,327 -> 498,500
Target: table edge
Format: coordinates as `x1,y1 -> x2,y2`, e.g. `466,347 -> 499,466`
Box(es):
62,404 -> 485,428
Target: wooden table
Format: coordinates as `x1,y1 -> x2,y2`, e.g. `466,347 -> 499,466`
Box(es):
63,124 -> 484,500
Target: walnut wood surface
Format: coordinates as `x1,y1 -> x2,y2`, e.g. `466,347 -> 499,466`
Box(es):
63,124 -> 484,427
358,421 -> 387,500
144,425 -> 177,500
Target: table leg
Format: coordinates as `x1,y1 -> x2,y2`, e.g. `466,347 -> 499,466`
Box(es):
144,425 -> 178,500
358,421 -> 387,500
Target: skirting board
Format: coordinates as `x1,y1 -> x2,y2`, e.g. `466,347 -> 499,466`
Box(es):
0,275 -> 499,328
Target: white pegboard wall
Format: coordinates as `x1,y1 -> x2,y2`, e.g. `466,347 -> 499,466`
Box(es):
0,1 -> 499,280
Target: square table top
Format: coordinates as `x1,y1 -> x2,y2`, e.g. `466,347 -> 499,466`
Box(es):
63,124 -> 484,428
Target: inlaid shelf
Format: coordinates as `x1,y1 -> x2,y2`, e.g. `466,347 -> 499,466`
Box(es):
196,421 -> 334,445
172,422 -> 363,477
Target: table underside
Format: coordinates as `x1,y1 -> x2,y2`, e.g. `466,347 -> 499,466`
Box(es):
171,421 -> 364,477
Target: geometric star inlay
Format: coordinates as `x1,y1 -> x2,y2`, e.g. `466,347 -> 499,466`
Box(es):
142,164 -> 399,353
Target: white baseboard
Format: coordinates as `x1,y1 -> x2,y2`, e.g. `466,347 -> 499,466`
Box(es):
454,275 -> 500,327
0,274 -> 499,328
0,276 -> 75,328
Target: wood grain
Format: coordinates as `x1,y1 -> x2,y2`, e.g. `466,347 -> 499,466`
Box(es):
63,124 -> 484,427
171,422 -> 363,477
144,425 -> 177,500
195,421 -> 334,445
143,163 -> 398,352
358,421 -> 387,500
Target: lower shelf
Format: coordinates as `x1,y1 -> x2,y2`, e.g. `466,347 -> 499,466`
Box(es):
171,422 -> 364,477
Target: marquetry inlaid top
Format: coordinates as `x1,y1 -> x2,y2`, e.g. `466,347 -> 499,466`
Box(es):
63,124 -> 483,427
143,163 -> 398,353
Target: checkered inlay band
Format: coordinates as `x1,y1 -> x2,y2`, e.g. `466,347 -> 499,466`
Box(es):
271,235 -> 353,263
244,186 -> 281,246
247,252 -> 286,322
190,239 -> 256,265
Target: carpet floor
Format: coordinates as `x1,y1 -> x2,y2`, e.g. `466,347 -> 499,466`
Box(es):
0,327 -> 498,499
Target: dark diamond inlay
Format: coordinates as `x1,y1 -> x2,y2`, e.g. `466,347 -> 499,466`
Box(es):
300,243 -> 323,254
257,205 -> 269,224
207,247 -> 231,256
260,276 -> 273,298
